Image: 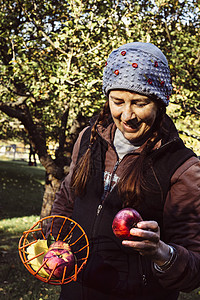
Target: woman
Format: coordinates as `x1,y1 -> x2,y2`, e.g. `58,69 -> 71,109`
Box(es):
50,42 -> 200,300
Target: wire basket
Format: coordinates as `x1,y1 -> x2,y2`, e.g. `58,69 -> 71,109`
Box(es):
18,215 -> 89,285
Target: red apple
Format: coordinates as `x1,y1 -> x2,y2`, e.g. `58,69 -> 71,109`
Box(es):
43,241 -> 75,279
48,240 -> 71,251
112,208 -> 143,240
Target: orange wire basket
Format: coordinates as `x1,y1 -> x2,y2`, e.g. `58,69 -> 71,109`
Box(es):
18,215 -> 89,285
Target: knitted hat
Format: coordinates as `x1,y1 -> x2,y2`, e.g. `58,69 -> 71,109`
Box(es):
102,42 -> 172,106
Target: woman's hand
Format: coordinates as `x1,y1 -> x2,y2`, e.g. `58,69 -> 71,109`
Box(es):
122,221 -> 171,266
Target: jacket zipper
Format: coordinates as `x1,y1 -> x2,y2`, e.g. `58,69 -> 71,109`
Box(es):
90,131 -> 149,284
93,149 -> 138,228
92,160 -> 120,237
96,204 -> 102,216
92,125 -> 144,235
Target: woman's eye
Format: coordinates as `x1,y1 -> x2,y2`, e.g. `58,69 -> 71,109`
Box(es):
114,101 -> 123,105
135,103 -> 146,107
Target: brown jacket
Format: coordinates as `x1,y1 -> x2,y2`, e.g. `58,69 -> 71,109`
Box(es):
51,116 -> 200,293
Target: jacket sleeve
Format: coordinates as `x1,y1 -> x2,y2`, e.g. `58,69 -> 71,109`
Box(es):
153,156 -> 200,292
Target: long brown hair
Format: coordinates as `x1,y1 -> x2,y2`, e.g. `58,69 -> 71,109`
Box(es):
70,101 -> 110,195
118,102 -> 166,207
70,99 -> 166,207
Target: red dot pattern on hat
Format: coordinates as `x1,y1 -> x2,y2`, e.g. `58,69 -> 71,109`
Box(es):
154,61 -> 158,67
121,51 -> 126,56
132,63 -> 138,68
114,70 -> 119,75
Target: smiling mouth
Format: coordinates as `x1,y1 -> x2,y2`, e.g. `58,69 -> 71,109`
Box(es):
126,118 -> 142,129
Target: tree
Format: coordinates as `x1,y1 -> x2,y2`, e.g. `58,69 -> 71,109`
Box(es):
0,0 -> 199,218
0,0 -> 128,218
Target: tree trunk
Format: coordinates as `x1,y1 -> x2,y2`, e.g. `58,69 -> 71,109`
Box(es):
0,101 -> 66,216
0,101 -> 87,221
39,173 -> 66,233
40,174 -> 62,219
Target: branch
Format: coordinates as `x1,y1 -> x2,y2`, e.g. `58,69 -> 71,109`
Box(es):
66,49 -> 73,75
194,51 -> 200,66
0,77 -> 32,98
76,43 -> 103,58
18,1 -> 69,56
39,30 -> 69,56
0,95 -> 30,107
165,21 -> 172,43
11,39 -> 16,62
0,102 -> 25,120
179,130 -> 200,142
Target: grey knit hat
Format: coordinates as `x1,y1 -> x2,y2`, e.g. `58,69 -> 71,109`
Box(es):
102,42 -> 172,106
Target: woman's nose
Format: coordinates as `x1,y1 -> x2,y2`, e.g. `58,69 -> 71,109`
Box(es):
121,106 -> 135,121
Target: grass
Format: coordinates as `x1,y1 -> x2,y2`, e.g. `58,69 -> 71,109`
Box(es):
0,159 -> 60,299
0,159 -> 45,219
0,159 -> 199,299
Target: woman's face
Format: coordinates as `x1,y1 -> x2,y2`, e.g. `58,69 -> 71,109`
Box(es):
109,90 -> 158,142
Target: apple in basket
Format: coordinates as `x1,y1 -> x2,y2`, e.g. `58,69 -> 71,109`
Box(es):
43,241 -> 75,279
112,208 -> 143,240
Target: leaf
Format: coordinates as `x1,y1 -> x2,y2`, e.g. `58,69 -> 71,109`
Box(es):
47,234 -> 55,248
26,239 -> 49,277
49,76 -> 58,84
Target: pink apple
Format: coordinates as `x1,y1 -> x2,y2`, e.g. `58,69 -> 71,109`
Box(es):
43,241 -> 75,279
112,208 -> 143,240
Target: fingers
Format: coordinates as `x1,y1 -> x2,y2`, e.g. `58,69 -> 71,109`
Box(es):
130,221 -> 160,241
137,221 -> 159,233
122,238 -> 158,257
130,227 -> 160,243
121,221 -> 161,257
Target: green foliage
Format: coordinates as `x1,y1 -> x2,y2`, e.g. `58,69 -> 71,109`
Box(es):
167,103 -> 200,155
0,0 -> 199,155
